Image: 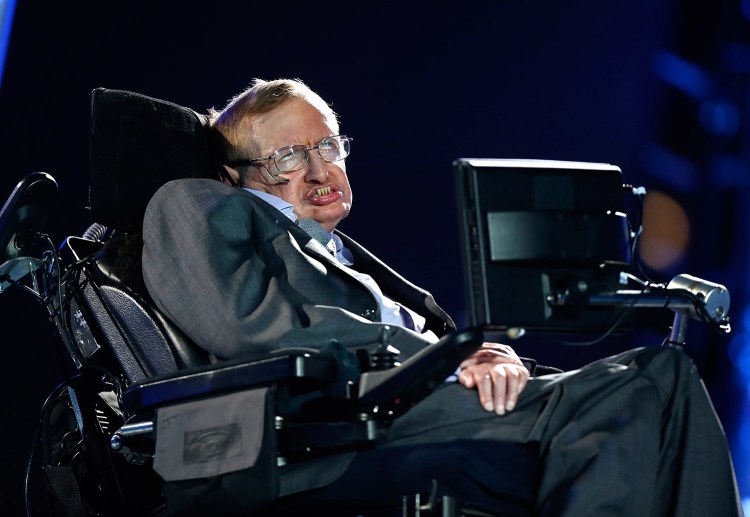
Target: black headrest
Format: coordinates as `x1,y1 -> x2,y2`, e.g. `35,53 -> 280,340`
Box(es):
89,88 -> 222,232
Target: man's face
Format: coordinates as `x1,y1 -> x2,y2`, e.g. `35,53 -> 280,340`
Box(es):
232,99 -> 352,232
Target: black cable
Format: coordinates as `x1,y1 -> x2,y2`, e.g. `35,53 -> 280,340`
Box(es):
81,223 -> 108,242
23,410 -> 43,517
551,282 -> 649,347
24,379 -> 75,517
62,266 -> 126,397
37,235 -> 126,398
626,185 -> 654,284
23,233 -> 129,516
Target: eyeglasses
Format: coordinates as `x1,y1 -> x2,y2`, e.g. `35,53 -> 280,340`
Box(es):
228,135 -> 352,174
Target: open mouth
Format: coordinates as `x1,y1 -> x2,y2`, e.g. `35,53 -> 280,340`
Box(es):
314,186 -> 333,198
307,185 -> 343,206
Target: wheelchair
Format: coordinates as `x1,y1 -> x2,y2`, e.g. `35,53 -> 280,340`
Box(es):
6,88 -> 514,517
6,88 -> 731,517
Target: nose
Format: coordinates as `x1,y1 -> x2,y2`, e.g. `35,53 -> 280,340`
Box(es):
304,152 -> 329,183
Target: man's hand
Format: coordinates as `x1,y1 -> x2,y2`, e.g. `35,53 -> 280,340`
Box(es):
457,343 -> 530,415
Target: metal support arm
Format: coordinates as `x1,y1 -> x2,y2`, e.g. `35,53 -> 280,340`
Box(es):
547,273 -> 731,346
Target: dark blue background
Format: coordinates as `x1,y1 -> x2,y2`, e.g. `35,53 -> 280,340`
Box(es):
1,1 -> 748,513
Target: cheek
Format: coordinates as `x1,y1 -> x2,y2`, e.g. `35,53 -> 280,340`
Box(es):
336,168 -> 352,196
266,183 -> 299,206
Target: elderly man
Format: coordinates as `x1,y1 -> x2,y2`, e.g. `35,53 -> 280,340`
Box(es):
141,78 -> 742,515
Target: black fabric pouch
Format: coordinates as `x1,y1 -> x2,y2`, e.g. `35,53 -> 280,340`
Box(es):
157,387 -> 279,516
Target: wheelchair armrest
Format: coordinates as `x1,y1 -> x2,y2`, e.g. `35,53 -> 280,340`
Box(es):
113,329 -> 485,466
122,351 -> 337,413
123,327 -> 486,416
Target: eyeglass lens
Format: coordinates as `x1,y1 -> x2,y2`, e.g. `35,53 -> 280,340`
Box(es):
274,136 -> 350,172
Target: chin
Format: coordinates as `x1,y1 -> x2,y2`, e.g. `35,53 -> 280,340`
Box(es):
312,208 -> 349,229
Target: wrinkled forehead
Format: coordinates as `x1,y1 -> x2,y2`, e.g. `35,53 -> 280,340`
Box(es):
244,99 -> 340,156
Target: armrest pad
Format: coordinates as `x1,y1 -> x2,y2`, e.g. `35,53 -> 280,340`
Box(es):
356,327 -> 483,414
122,328 -> 486,417
122,351 -> 337,412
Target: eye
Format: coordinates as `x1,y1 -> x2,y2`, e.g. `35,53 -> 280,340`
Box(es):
274,145 -> 306,171
275,146 -> 295,161
320,136 -> 342,152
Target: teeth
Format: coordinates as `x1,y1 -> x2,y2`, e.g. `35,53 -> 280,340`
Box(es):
315,186 -> 332,197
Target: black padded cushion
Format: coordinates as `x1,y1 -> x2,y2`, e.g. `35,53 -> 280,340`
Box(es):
89,88 -> 222,232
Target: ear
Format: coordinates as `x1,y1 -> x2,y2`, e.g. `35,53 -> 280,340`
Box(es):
221,165 -> 241,186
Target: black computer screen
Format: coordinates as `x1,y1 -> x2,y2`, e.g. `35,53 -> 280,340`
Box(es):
454,158 -> 633,334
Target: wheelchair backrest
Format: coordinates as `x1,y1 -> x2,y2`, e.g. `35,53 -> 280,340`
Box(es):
62,236 -> 212,384
61,88 -> 226,383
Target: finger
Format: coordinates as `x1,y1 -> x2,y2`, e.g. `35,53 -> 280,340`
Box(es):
517,366 -> 530,395
504,365 -> 521,412
480,342 -> 515,356
478,371 -> 494,412
481,343 -> 524,365
459,356 -> 480,369
508,365 -> 531,411
460,348 -> 502,368
481,343 -> 513,354
490,365 -> 508,415
460,350 -> 521,368
458,367 -> 475,388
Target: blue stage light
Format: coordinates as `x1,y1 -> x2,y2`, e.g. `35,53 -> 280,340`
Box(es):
699,99 -> 741,136
0,0 -> 16,91
651,50 -> 711,99
727,307 -> 750,507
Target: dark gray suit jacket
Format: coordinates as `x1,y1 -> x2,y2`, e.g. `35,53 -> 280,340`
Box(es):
141,178 -> 455,362
140,178 -> 462,500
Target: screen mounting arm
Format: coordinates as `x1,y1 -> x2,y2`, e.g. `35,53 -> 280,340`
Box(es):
546,273 -> 731,346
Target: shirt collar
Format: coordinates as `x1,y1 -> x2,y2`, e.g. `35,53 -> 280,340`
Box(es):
244,188 -> 297,222
243,187 -> 353,266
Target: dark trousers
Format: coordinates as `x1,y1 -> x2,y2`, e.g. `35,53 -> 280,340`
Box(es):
289,347 -> 742,516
